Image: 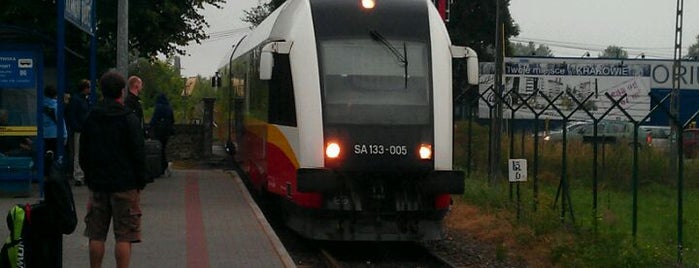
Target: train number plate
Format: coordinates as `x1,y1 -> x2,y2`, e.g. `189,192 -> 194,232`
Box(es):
353,144 -> 408,156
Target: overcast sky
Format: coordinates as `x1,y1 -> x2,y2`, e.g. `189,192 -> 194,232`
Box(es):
510,0 -> 699,58
177,0 -> 699,77
176,0 -> 257,77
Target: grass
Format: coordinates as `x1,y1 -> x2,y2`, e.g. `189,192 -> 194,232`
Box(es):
455,121 -> 699,267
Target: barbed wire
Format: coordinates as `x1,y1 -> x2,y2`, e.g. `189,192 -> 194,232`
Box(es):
511,36 -> 691,59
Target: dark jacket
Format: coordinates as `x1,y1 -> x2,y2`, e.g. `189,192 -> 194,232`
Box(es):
67,92 -> 90,132
125,91 -> 144,127
148,94 -> 175,139
80,99 -> 146,192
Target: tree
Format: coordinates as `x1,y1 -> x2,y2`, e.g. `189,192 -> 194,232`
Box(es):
241,2 -> 273,27
688,34 -> 699,60
511,42 -> 554,57
447,0 -> 520,62
600,45 -> 628,58
127,57 -> 224,124
129,58 -> 185,120
0,0 -> 224,75
242,0 -> 286,27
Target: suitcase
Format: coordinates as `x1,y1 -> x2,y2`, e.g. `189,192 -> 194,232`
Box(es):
145,139 -> 162,181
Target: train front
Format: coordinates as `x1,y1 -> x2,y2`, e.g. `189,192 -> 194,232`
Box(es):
292,0 -> 465,241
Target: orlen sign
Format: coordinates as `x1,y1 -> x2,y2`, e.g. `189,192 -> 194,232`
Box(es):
650,61 -> 699,90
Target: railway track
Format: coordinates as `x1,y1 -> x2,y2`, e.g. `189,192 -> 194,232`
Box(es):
247,175 -> 459,267
301,240 -> 456,267
253,201 -> 456,267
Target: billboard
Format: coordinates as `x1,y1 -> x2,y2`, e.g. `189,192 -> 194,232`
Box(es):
65,0 -> 93,34
478,57 -> 699,125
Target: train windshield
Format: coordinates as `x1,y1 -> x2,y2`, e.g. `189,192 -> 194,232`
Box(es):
320,39 -> 430,125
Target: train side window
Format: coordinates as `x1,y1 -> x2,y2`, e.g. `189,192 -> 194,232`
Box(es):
268,54 -> 297,126
248,50 -> 269,120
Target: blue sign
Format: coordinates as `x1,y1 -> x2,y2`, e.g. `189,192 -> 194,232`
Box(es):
66,0 -> 94,34
0,51 -> 36,88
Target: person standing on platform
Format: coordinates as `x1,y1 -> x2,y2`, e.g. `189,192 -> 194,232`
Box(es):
80,71 -> 146,268
125,76 -> 144,128
42,85 -> 68,177
148,93 -> 175,176
67,79 -> 91,186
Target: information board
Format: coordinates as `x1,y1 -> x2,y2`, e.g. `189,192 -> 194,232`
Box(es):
0,51 -> 35,88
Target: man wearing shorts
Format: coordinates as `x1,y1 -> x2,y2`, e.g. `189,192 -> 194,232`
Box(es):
80,71 -> 146,268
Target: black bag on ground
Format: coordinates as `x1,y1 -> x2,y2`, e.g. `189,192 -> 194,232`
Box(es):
145,139 -> 162,181
44,160 -> 77,235
0,159 -> 72,268
24,203 -> 61,268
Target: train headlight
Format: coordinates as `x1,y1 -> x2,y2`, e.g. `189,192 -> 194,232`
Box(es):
419,144 -> 432,160
361,0 -> 375,9
326,142 -> 341,159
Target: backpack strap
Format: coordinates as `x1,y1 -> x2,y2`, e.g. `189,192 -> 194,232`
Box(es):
22,204 -> 31,225
43,106 -> 57,123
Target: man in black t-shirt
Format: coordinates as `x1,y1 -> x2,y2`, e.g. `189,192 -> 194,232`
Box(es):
125,75 -> 144,128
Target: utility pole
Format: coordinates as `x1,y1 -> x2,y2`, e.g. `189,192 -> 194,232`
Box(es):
671,0 -> 684,264
490,0 -> 505,183
56,0 -> 66,161
117,0 -> 129,80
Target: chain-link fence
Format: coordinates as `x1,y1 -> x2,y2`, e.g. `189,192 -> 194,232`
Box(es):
454,58 -> 699,265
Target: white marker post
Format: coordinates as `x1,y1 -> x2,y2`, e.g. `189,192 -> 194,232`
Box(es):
509,159 -> 527,220
508,159 -> 527,182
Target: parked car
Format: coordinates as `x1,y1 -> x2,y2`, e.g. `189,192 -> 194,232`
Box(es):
683,128 -> 699,158
544,120 -> 645,145
640,125 -> 672,150
541,121 -> 590,141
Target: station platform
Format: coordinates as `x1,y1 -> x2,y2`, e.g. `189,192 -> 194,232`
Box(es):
0,163 -> 296,267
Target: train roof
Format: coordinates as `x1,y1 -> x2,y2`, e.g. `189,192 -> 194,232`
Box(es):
228,0 -> 302,59
219,0 -> 448,69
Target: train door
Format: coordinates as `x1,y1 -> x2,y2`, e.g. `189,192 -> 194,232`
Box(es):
226,49 -> 250,159
237,48 -> 269,189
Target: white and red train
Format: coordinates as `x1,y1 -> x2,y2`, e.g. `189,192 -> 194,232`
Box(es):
218,0 -> 478,241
